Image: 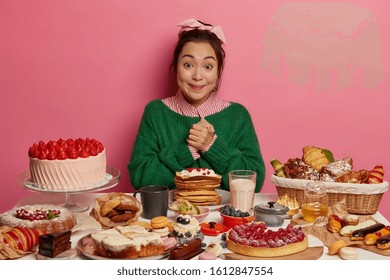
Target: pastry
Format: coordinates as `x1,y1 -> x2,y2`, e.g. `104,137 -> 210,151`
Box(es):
1,226 -> 45,255
270,159 -> 286,178
339,220 -> 376,237
90,192 -> 142,228
28,138 -> 106,190
170,199 -> 200,215
341,215 -> 359,226
350,223 -> 385,241
327,215 -> 342,233
283,158 -> 320,180
169,238 -> 203,260
226,222 -> 308,257
275,194 -> 300,215
38,230 -> 71,258
161,236 -> 177,251
339,247 -> 358,260
198,252 -> 217,260
376,233 -> 390,250
0,204 -> 76,234
364,226 -> 390,245
91,225 -> 164,259
172,214 -> 201,240
336,170 -> 370,184
302,146 -> 334,171
328,239 -> 347,255
367,165 -> 385,184
321,158 -> 353,181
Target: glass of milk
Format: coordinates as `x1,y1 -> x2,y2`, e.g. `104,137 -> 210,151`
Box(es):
228,170 -> 256,211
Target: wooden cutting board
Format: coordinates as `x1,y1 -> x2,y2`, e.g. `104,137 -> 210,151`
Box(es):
224,246 -> 323,260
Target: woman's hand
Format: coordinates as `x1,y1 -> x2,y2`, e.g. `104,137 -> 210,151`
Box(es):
187,119 -> 215,151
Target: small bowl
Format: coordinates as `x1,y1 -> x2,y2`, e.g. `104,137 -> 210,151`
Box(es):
175,206 -> 210,222
219,211 -> 255,228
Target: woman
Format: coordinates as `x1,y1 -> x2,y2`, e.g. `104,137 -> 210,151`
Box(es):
128,18 -> 265,192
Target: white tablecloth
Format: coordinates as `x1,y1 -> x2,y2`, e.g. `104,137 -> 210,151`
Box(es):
13,191 -> 390,260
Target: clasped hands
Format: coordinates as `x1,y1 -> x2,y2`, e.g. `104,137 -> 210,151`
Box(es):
187,118 -> 215,152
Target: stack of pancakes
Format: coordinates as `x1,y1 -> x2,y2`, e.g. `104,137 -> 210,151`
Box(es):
174,169 -> 222,206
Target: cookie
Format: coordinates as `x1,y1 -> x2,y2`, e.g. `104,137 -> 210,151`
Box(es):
110,213 -> 135,223
150,216 -> 169,229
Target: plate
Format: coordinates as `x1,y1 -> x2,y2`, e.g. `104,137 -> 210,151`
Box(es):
77,234 -> 170,260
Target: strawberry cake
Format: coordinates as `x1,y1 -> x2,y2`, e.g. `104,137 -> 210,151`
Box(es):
226,222 -> 308,257
28,138 -> 106,190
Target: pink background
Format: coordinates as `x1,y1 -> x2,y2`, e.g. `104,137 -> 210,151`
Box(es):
0,0 -> 389,219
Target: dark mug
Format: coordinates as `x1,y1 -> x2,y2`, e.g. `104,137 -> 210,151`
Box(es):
133,185 -> 169,219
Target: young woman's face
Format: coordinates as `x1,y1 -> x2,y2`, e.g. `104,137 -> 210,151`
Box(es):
176,42 -> 219,107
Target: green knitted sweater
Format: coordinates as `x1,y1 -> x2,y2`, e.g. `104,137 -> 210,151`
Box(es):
128,99 -> 266,192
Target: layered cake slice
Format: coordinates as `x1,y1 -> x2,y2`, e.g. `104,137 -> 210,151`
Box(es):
38,230 -> 71,258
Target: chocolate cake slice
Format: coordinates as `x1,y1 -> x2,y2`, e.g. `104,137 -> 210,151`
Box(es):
38,230 -> 71,258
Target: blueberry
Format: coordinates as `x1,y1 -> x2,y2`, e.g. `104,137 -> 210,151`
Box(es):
220,241 -> 227,248
182,218 -> 190,225
185,232 -> 192,238
178,233 -> 184,238
201,242 -> 207,248
221,233 -> 226,241
176,216 -> 184,223
240,212 -> 246,217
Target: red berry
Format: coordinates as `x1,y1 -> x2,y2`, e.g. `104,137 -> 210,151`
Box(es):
38,150 -> 48,160
66,147 -> 78,159
375,232 -> 382,237
89,147 -> 98,156
47,150 -> 57,160
57,150 -> 67,160
79,149 -> 89,158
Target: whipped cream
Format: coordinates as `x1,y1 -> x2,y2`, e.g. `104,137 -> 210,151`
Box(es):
178,168 -> 216,177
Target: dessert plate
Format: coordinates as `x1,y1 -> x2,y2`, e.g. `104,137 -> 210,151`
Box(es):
77,234 -> 170,260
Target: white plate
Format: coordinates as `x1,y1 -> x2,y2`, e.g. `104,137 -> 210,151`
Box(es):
77,234 -> 170,260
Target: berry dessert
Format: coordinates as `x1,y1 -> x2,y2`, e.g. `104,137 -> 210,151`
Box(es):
172,214 -> 201,242
0,204 -> 76,234
28,138 -> 106,190
226,222 -> 308,257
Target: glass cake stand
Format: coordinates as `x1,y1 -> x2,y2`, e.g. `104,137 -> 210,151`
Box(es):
18,166 -> 121,212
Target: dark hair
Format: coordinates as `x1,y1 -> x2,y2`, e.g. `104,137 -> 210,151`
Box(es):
171,23 -> 226,91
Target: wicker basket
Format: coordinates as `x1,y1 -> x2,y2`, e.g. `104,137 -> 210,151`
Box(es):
271,175 -> 388,215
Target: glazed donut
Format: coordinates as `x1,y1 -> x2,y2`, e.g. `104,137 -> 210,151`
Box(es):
169,238 -> 203,260
377,234 -> 390,250
351,223 -> 384,241
365,226 -> 390,245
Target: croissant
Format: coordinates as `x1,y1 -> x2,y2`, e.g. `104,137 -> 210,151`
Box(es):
367,165 -> 384,184
302,146 -> 334,171
336,170 -> 370,184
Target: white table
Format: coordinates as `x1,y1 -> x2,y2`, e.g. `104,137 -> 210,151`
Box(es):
13,192 -> 390,260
